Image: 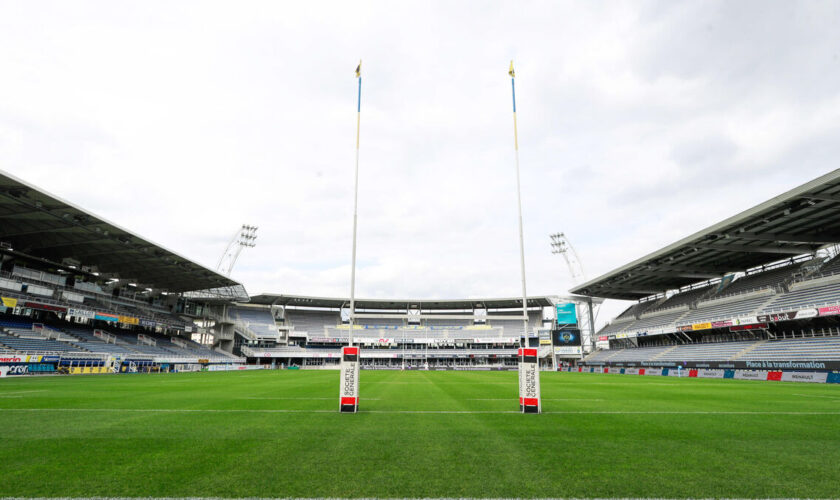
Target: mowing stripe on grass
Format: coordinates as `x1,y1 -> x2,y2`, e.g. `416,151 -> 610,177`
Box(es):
2,408 -> 840,415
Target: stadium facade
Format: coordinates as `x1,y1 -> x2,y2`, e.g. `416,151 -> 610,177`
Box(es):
3,166 -> 840,383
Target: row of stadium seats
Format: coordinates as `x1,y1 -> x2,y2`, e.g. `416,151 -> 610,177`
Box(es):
0,318 -> 233,361
608,257 -> 834,326
587,335 -> 840,363
602,278 -> 840,338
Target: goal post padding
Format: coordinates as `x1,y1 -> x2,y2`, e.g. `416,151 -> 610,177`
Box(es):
339,346 -> 360,413
518,348 -> 541,413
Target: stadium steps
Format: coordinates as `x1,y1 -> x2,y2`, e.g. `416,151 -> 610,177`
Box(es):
729,340 -> 767,361
648,345 -> 679,360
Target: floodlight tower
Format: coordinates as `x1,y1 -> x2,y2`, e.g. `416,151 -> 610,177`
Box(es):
217,224 -> 258,277
550,232 -> 598,354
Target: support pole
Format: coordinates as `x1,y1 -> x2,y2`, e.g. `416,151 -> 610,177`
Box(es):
509,60 -> 539,413
349,62 -> 362,348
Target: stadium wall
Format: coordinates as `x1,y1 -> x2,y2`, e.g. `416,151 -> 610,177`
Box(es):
562,365 -> 840,384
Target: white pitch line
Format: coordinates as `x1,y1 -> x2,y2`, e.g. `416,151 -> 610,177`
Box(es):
467,398 -> 605,401
0,390 -> 46,395
240,397 -> 381,401
793,393 -> 840,400
0,408 -> 839,415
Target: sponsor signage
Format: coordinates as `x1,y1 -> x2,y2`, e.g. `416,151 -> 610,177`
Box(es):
818,305 -> 840,317
95,313 -> 119,322
598,336 -> 608,341
780,372 -> 828,383
68,308 -> 95,318
757,311 -> 798,322
797,308 -> 818,319
677,325 -> 693,332
118,315 -> 139,325
583,359 -> 840,371
729,323 -> 769,332
518,348 -> 541,413
140,319 -> 156,328
554,346 -> 582,356
711,320 -> 732,328
696,369 -> 725,379
0,364 -> 28,376
24,301 -> 66,312
1,297 -> 17,308
309,337 -> 342,343
691,322 -> 713,331
555,303 -> 577,326
733,370 -> 766,380
339,346 -> 360,413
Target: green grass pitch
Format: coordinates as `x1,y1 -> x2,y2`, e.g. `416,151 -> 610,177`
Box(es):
1,370 -> 839,498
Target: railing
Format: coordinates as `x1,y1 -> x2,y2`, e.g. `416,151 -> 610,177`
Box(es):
0,270 -> 187,327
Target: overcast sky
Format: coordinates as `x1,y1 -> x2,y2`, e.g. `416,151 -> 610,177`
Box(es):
2,0 -> 839,327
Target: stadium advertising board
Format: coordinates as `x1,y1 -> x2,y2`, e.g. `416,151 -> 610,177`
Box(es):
691,322 -> 713,331
94,313 -> 119,322
539,331 -> 551,345
118,315 -> 139,325
729,323 -> 769,331
797,308 -> 818,319
757,311 -> 799,322
1,297 -> 18,308
817,305 -> 840,317
554,346 -> 582,356
780,371 -> 829,383
518,348 -> 541,413
696,369 -> 725,378
734,370 -> 766,380
555,303 -> 577,326
24,301 -> 66,312
583,359 -> 840,370
339,346 -> 360,413
68,307 -> 95,318
644,368 -> 663,376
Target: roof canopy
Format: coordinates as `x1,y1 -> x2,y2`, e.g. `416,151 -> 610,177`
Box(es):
0,169 -> 240,293
570,169 -> 840,300
249,294 -> 560,310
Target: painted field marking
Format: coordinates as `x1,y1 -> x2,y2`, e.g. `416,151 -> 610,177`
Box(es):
793,393 -> 840,400
1,408 -> 839,415
240,397 -> 381,401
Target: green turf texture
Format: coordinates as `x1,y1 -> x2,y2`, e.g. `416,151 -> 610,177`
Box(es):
1,370 -> 839,498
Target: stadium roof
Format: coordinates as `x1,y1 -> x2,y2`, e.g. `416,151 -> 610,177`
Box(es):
0,169 -> 241,293
249,294 -> 563,310
570,169 -> 840,301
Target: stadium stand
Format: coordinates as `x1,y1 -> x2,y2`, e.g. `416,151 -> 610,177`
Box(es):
574,169 -> 840,374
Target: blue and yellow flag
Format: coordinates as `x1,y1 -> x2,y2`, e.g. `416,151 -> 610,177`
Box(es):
355,60 -> 362,78
508,60 -> 515,78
